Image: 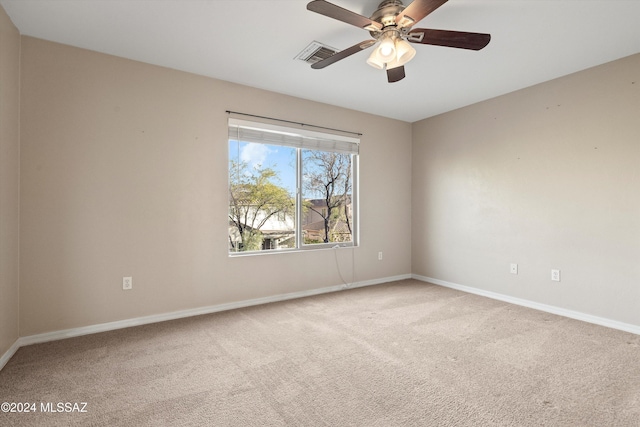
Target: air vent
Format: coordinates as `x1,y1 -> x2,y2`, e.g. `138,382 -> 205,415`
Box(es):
295,41 -> 338,64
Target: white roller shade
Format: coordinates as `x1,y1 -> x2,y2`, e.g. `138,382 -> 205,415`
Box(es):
228,118 -> 359,155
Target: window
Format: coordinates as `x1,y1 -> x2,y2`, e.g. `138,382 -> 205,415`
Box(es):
228,117 -> 359,254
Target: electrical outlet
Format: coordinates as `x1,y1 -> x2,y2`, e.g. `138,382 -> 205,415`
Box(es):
123,276 -> 132,290
378,251 -> 383,261
551,269 -> 560,282
510,263 -> 518,275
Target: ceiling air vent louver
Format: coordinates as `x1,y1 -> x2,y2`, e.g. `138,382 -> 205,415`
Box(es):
295,41 -> 338,64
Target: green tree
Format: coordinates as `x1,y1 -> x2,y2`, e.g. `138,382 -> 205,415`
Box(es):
229,160 -> 294,251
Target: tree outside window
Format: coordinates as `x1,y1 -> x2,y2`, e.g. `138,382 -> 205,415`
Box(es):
302,150 -> 353,245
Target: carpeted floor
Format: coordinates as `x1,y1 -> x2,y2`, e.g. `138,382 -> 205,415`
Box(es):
1,279 -> 639,426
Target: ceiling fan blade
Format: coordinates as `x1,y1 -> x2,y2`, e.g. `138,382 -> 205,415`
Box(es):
396,0 -> 448,27
407,28 -> 491,50
311,40 -> 376,69
387,66 -> 406,83
307,0 -> 383,31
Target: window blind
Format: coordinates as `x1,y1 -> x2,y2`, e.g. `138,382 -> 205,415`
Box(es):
228,118 -> 359,155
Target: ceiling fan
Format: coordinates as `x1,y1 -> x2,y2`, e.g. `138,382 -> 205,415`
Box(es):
306,0 -> 491,83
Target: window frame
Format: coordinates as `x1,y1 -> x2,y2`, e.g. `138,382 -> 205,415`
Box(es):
228,117 -> 359,255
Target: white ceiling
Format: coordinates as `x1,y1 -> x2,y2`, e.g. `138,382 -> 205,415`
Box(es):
2,0 -> 639,122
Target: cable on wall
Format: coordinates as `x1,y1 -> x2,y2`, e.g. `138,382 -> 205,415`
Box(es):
333,245 -> 356,289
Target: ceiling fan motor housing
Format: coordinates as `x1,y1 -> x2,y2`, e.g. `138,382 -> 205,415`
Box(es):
369,0 -> 409,40
370,0 -> 405,27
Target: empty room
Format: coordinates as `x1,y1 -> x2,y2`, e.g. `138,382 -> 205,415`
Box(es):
1,0 -> 639,425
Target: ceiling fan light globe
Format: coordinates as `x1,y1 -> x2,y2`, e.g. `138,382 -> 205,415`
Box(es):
366,49 -> 385,69
386,57 -> 402,70
378,37 -> 396,62
395,39 -> 416,66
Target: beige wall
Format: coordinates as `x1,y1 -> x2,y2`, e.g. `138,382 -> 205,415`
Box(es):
412,54 -> 640,326
0,6 -> 20,356
13,25 -> 638,340
19,37 -> 412,336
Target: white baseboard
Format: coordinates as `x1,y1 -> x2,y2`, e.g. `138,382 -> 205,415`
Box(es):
0,339 -> 21,372
412,274 -> 640,336
15,274 -> 412,350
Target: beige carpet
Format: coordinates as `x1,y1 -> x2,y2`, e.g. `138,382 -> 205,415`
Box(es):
1,279 -> 639,426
